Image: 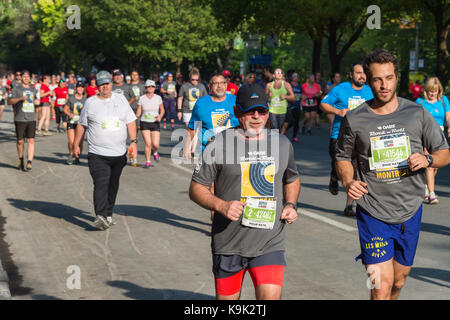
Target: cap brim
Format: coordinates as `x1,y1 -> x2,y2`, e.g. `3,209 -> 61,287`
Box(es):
237,103 -> 269,112
97,79 -> 111,85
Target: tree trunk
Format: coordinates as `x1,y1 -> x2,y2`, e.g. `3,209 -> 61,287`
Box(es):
435,11 -> 449,86
312,38 -> 322,74
176,58 -> 183,75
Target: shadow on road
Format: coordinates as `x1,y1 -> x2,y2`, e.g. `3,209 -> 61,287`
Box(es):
7,199 -> 97,231
0,162 -> 19,170
107,280 -> 213,300
410,267 -> 450,289
420,222 -> 450,237
115,205 -> 211,237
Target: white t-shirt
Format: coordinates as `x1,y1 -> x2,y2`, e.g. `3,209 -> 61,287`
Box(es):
138,94 -> 162,123
79,92 -> 137,156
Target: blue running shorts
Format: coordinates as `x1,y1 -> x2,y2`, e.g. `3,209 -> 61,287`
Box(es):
355,205 -> 422,266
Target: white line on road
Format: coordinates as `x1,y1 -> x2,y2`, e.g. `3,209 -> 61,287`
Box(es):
169,162 -> 357,232
299,209 -> 357,232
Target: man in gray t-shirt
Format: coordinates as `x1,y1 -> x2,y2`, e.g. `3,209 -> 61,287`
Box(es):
336,50 -> 450,301
189,84 -> 300,300
129,70 -> 145,113
112,69 -> 136,106
177,71 -> 207,125
7,71 -> 41,171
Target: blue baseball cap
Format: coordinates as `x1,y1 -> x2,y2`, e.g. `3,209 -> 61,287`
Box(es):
236,84 -> 269,112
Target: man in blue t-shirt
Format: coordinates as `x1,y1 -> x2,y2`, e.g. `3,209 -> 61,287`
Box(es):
186,73 -> 239,157
320,63 -> 373,216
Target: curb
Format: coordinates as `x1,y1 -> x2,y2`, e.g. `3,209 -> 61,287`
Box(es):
0,261 -> 11,300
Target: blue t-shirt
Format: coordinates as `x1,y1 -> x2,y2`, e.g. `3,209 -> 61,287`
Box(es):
289,83 -> 302,109
188,94 -> 239,150
322,81 -> 373,139
416,96 -> 450,127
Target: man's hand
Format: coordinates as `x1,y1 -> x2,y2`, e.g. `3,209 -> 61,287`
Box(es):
281,205 -> 298,224
129,142 -> 137,158
73,145 -> 81,158
177,111 -> 182,121
218,200 -> 246,222
344,180 -> 368,200
337,108 -> 348,118
408,153 -> 429,171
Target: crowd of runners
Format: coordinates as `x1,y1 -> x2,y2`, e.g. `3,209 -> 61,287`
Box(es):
1,48 -> 450,301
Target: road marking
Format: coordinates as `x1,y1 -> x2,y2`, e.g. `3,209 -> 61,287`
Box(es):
169,162 -> 356,232
299,209 -> 357,232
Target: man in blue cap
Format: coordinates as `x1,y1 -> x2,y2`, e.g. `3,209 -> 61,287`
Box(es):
189,83 -> 300,300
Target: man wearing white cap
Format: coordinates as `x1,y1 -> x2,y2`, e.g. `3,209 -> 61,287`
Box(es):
74,70 -> 138,230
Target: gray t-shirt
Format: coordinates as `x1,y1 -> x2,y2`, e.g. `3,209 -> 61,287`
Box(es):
336,97 -> 449,224
67,82 -> 76,97
67,95 -> 86,124
179,82 -> 207,113
79,92 -> 137,157
162,81 -> 177,100
192,129 -> 300,257
112,83 -> 135,103
129,82 -> 145,111
11,84 -> 37,122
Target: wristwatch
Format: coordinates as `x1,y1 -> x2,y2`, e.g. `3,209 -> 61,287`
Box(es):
284,202 -> 297,210
130,139 -> 137,144
425,154 -> 433,167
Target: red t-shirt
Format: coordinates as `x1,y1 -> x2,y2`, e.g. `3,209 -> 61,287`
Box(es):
40,83 -> 50,103
54,87 -> 69,106
412,84 -> 422,99
226,82 -> 239,95
301,83 -> 321,107
86,85 -> 98,97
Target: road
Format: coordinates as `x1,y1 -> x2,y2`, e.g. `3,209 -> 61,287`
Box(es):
0,107 -> 449,300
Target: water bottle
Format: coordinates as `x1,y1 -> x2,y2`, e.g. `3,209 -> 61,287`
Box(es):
129,147 -> 138,167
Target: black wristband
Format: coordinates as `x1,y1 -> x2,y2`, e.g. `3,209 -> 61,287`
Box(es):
130,139 -> 137,144
284,202 -> 297,210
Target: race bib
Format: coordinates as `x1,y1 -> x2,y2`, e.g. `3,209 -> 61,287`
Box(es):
167,84 -> 175,93
57,98 -> 66,105
348,97 -> 366,110
143,112 -> 158,122
132,86 -> 141,97
270,96 -> 282,107
22,92 -> 34,112
305,98 -> 315,106
101,117 -> 120,131
242,198 -> 276,230
68,89 -> 74,95
369,134 -> 411,171
70,115 -> 80,124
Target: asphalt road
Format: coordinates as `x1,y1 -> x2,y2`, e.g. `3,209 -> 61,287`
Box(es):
0,107 -> 448,300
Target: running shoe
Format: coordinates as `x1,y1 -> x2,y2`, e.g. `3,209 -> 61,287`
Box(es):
18,159 -> 25,171
144,161 -> 152,168
428,192 -> 439,204
293,137 -> 299,143
329,177 -> 339,195
344,205 -> 356,217
307,130 -> 312,136
423,194 -> 430,203
36,130 -> 43,136
58,128 -> 65,133
107,216 -> 117,226
67,155 -> 73,165
43,131 -> 53,136
26,161 -> 32,171
73,157 -> 80,165
163,122 -> 166,129
153,153 -> 160,162
94,215 -> 110,230
301,126 -> 306,135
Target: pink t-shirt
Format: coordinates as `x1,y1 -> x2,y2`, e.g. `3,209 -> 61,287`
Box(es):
301,83 -> 321,107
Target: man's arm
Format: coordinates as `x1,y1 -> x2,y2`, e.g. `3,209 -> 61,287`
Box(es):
320,102 -> 347,117
281,177 -> 300,224
73,124 -> 86,158
189,181 -> 245,221
127,120 -> 138,158
408,149 -> 450,171
282,82 -> 296,103
336,160 -> 368,200
446,111 -> 450,137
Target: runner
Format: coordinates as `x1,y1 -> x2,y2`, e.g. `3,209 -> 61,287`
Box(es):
64,81 -> 86,165
281,72 -> 302,142
74,70 -> 137,230
86,77 -> 98,98
67,73 -> 77,98
301,74 -> 322,135
177,68 -> 208,126
36,75 -> 53,136
7,70 -> 41,171
186,73 -> 239,157
411,80 -> 422,100
320,63 -> 373,216
112,69 -> 136,106
49,75 -> 58,121
222,69 -> 239,95
265,68 -> 295,131
160,73 -> 177,130
129,70 -> 145,131
314,71 -> 325,129
323,73 -> 342,134
246,73 -> 256,85
335,49 -> 450,300
54,79 -> 69,133
189,83 -> 300,300
0,78 -> 7,121
415,77 -> 450,204
136,80 -> 165,168
34,76 -> 42,127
